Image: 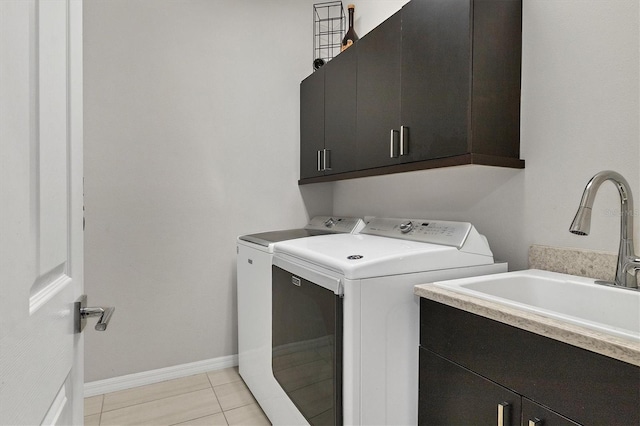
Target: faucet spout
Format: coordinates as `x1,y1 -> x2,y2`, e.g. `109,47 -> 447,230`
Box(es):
569,170 -> 638,289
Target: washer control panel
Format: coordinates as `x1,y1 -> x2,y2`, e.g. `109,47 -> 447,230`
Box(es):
362,218 -> 473,249
305,216 -> 366,234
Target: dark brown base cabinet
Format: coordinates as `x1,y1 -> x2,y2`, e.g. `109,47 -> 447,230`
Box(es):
419,349 -> 580,426
419,299 -> 640,426
299,0 -> 524,184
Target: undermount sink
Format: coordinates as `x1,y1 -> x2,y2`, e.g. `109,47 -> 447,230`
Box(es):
433,269 -> 640,342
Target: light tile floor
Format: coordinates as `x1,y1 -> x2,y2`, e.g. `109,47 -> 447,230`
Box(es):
84,367 -> 271,426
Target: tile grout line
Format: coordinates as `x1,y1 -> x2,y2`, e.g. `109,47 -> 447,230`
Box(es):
96,399 -> 263,424
205,369 -> 230,425
221,409 -> 231,426
206,369 -> 256,412
166,412 -> 226,426
212,381 -> 260,413
207,375 -> 268,418
99,386 -> 215,415
89,369 -> 268,425
206,369 -> 264,423
98,394 -> 104,425
98,387 -> 225,426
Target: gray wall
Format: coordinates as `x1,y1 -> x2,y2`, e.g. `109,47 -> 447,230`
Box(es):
333,0 -> 640,271
84,0 -> 639,382
83,0 -> 332,382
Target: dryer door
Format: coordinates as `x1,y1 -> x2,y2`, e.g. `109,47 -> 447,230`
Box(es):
272,265 -> 343,425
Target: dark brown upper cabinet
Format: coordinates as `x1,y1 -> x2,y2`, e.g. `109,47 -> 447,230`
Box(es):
355,11 -> 402,170
300,67 -> 325,180
400,0 -> 476,163
300,45 -> 357,180
300,0 -> 524,184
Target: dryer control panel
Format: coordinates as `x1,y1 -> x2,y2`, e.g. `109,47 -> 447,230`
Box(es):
362,218 -> 476,250
305,216 -> 365,233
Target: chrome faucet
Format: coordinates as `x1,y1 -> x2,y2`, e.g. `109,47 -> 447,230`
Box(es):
569,170 -> 639,289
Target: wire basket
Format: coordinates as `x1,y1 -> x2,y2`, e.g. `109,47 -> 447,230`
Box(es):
313,1 -> 345,70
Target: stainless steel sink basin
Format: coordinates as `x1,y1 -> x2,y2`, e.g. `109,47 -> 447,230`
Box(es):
433,269 -> 640,342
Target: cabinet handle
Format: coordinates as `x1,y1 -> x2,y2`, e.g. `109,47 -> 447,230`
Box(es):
528,419 -> 543,426
390,129 -> 400,158
497,402 -> 511,426
317,150 -> 323,172
400,125 -> 409,156
323,149 -> 332,171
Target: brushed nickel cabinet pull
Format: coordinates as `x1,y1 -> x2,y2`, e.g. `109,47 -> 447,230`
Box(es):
390,129 -> 399,158
497,402 -> 511,426
323,149 -> 332,171
400,125 -> 409,156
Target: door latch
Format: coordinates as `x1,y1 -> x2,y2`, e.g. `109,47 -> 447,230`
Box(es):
74,295 -> 115,333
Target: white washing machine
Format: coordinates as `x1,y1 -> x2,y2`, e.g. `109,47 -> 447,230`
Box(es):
236,216 -> 365,420
269,218 -> 508,425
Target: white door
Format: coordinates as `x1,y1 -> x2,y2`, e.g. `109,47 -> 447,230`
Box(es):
0,0 -> 84,424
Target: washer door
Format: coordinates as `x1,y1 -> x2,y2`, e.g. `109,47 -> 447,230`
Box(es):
272,265 -> 343,425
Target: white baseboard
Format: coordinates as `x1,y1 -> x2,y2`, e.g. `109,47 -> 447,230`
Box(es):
84,354 -> 238,397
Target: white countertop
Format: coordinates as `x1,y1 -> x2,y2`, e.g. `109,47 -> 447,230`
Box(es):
415,283 -> 640,367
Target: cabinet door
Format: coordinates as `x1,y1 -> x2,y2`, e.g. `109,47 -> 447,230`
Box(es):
470,0 -> 522,158
300,68 -> 325,179
401,0 -> 471,162
356,11 -> 401,170
324,45 -> 357,175
419,347 -> 521,426
522,399 -> 581,426
420,298 -> 640,426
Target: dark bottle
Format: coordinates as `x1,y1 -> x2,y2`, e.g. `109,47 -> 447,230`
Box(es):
341,4 -> 358,52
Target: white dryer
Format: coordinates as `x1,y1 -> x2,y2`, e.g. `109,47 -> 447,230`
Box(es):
269,218 -> 508,425
236,216 -> 365,420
